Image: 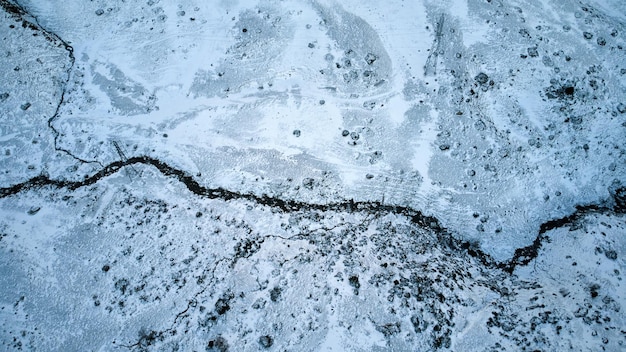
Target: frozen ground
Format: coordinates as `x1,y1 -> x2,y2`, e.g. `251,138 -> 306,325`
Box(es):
0,0 -> 625,351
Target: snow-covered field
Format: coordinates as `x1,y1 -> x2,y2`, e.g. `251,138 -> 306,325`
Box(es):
1,0 -> 624,350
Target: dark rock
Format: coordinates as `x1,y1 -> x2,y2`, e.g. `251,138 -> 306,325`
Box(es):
0,92 -> 8,102
20,102 -> 31,110
583,32 -> 593,40
252,298 -> 266,309
475,72 -> 489,85
348,275 -> 360,289
214,300 -> 229,315
589,283 -> 600,298
115,278 -> 130,295
597,37 -> 606,46
259,335 -> 273,348
341,129 -> 349,137
611,185 -> 626,212
605,250 -> 617,260
215,294 -> 232,315
269,286 -> 281,302
207,336 -> 229,352
95,9 -> 104,16
617,103 -> 625,114
376,322 -> 401,337
527,47 -> 539,57
365,53 -> 377,65
292,129 -> 301,137
363,100 -> 376,110
302,178 -> 315,190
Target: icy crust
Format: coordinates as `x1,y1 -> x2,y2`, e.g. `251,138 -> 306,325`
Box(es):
0,0 -> 625,350
4,0 -> 622,260
0,2 -> 75,185
420,0 -> 626,256
0,170 -> 624,351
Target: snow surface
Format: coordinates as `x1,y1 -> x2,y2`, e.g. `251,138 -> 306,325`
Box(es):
0,0 -> 625,351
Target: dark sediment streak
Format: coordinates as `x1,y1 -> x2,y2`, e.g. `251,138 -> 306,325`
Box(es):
2,156 -> 623,275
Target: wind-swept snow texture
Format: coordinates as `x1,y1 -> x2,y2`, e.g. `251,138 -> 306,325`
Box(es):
0,0 -> 625,351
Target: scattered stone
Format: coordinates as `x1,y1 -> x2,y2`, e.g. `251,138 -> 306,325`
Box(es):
348,275 -> 360,294
27,206 -> 40,215
597,37 -> 606,46
475,72 -> 489,84
207,336 -> 229,352
20,102 -> 31,110
259,335 -> 273,348
605,250 -> 617,260
519,28 -> 530,38
95,9 -> 104,16
365,53 -> 377,65
617,103 -> 625,114
292,129 -> 301,137
589,284 -> 600,298
302,178 -> 315,190
611,185 -> 626,212
363,100 -> 376,110
583,32 -> 593,40
341,129 -> 350,137
376,322 -> 401,337
252,298 -> 266,309
269,287 -> 282,302
527,47 -> 539,57
0,92 -> 9,102
102,265 -> 110,272
215,299 -> 230,315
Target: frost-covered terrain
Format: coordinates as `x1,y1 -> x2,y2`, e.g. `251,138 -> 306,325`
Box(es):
0,0 -> 625,351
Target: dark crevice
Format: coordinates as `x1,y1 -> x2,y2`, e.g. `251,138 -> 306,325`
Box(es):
1,0 -> 102,166
1,156 -> 623,275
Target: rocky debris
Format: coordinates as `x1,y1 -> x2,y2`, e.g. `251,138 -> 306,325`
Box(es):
258,335 -> 273,348
475,72 -> 489,85
365,53 -> 377,65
